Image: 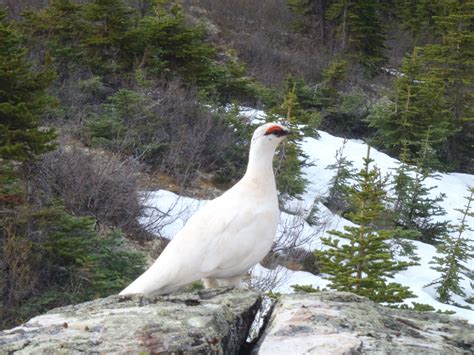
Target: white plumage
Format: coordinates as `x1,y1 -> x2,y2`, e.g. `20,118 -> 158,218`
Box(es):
120,122 -> 290,295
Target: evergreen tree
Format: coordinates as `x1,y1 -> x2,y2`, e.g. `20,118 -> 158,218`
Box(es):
81,0 -> 134,72
267,76 -> 322,201
85,88 -> 160,160
22,0 -> 84,78
317,59 -> 348,109
315,146 -> 415,303
395,0 -> 441,47
0,8 -> 56,162
427,187 -> 474,304
316,60 -> 370,136
287,0 -> 314,32
286,0 -> 331,41
125,1 -> 215,77
368,48 -> 453,168
0,205 -> 145,328
423,0 -> 474,172
325,139 -> 356,214
389,137 -> 449,245
326,0 -> 386,75
268,84 -> 309,201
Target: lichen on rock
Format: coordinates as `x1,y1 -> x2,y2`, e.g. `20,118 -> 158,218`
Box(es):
0,288 -> 261,354
255,292 -> 474,354
2,290 -> 473,354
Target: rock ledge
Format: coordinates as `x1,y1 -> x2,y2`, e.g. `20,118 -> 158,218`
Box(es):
256,292 -> 474,354
0,288 -> 261,354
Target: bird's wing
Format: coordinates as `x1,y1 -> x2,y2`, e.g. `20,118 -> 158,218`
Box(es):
175,193 -> 276,275
196,206 -> 254,274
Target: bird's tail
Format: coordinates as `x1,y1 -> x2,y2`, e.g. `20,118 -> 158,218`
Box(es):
119,265 -> 173,295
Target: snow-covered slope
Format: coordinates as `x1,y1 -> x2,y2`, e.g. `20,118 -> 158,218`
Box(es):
300,131 -> 474,225
141,128 -> 474,323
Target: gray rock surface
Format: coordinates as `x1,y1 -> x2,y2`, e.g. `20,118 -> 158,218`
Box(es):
255,292 -> 474,354
0,288 -> 261,354
3,290 -> 473,354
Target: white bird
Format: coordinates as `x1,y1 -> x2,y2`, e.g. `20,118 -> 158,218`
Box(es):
120,122 -> 291,295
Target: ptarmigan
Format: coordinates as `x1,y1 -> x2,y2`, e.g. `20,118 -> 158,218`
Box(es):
120,122 -> 290,295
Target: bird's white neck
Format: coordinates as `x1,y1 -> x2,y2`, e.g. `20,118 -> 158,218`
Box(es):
242,139 -> 278,190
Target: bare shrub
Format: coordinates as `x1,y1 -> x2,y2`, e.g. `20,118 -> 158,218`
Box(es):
184,0 -> 331,85
83,79 -> 241,189
273,203 -> 332,260
150,81 -> 237,188
246,202 -> 335,292
185,0 -> 291,34
33,146 -> 146,238
247,265 -> 295,292
138,190 -> 200,239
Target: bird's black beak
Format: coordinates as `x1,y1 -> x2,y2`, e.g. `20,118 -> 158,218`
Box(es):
278,129 -> 292,137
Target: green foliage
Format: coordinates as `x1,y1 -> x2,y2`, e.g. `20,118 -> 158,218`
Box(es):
315,147 -> 415,303
427,187 -> 474,304
422,1 -> 474,172
369,1 -> 473,172
125,3 -> 261,102
411,302 -> 435,312
0,204 -> 145,329
306,201 -> 321,226
186,280 -> 205,292
325,139 -> 357,214
0,163 -> 23,207
316,61 -> 370,136
368,48 -> 453,169
124,2 -> 214,77
195,49 -> 263,104
82,89 -> 135,150
273,140 -> 307,201
267,291 -> 281,300
395,0 -> 441,46
324,89 -> 369,136
436,309 -> 456,315
84,84 -> 247,186
0,20 -> 147,324
81,0 -> 134,72
326,0 -> 387,75
0,8 -> 56,162
280,76 -> 322,133
267,79 -> 321,200
22,0 -> 84,77
78,76 -> 109,96
286,0 -> 314,31
317,59 -> 348,108
392,171 -> 447,244
23,0 -> 258,103
291,284 -> 322,293
84,89 -> 150,155
394,302 -> 435,312
212,105 -> 256,185
389,140 -> 449,245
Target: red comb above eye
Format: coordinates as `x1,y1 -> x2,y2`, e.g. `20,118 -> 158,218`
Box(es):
265,125 -> 283,135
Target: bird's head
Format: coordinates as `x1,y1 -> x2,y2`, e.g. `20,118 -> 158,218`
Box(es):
245,122 -> 292,177
252,123 -> 291,147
